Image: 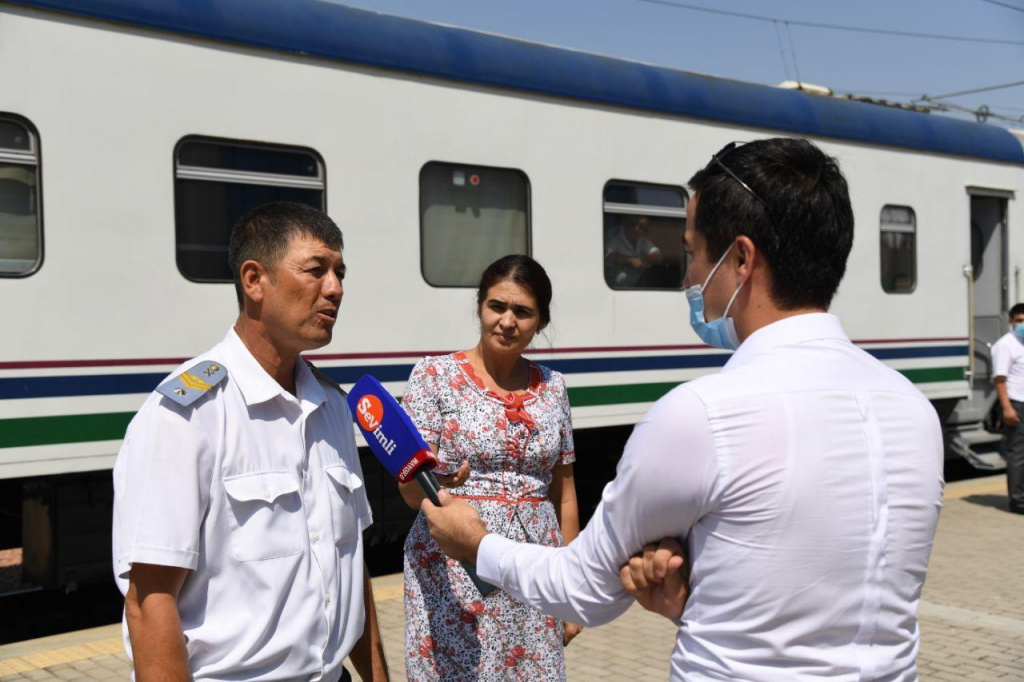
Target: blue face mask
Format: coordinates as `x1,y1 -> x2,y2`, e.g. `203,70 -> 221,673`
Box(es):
1013,323 -> 1024,340
685,242 -> 744,350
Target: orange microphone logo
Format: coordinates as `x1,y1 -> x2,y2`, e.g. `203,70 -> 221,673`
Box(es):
356,394 -> 384,432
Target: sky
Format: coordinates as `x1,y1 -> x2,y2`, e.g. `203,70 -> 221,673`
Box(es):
330,0 -> 1024,128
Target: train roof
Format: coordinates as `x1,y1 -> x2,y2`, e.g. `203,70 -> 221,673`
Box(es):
9,0 -> 1024,165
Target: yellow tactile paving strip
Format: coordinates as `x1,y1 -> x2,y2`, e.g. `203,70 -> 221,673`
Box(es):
0,575 -> 406,674
944,474 -> 1006,500
372,582 -> 405,602
0,638 -> 124,675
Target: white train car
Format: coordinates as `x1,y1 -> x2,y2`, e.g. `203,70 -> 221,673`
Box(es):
1,0 -> 1021,589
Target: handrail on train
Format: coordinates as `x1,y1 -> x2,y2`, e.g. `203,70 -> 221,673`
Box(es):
964,264 -> 975,387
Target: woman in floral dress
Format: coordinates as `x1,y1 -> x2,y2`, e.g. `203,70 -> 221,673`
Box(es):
400,255 -> 582,681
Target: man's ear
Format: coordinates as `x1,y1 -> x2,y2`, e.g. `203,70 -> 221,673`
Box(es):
239,260 -> 266,304
735,236 -> 757,279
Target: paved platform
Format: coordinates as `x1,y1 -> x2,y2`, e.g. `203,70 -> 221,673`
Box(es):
0,475 -> 1019,681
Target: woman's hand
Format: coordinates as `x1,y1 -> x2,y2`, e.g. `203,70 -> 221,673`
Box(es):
436,460 -> 471,488
399,450 -> 468,510
563,621 -> 584,646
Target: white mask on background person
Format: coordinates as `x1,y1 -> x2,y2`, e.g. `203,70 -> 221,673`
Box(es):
684,242 -> 744,350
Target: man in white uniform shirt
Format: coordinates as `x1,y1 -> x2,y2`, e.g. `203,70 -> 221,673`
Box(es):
423,139 -> 944,680
112,202 -> 389,681
990,303 -> 1024,514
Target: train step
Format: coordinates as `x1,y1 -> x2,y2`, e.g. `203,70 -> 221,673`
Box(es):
949,433 -> 1007,471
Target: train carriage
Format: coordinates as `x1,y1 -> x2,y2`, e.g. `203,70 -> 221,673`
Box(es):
1,0 -> 1021,590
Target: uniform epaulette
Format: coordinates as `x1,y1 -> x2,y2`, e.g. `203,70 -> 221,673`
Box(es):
305,359 -> 348,398
157,360 -> 228,407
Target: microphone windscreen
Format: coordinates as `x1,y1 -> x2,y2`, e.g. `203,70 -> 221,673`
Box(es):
347,374 -> 437,483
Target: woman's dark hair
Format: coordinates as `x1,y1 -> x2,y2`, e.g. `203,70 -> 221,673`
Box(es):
476,255 -> 553,327
688,138 -> 854,310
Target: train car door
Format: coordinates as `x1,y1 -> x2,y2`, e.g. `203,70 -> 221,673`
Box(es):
970,189 -> 1011,383
952,188 -> 1014,469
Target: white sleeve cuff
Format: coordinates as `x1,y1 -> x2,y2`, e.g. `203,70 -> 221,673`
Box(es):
359,512 -> 373,533
475,533 -> 517,585
118,546 -> 199,579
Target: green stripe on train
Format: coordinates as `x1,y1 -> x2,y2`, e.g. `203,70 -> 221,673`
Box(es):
1,412 -> 136,448
567,382 -> 682,407
899,366 -> 967,383
0,366 -> 967,448
569,366 -> 966,408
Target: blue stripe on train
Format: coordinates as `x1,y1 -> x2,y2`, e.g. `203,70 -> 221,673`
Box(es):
0,345 -> 968,400
10,0 -> 1023,164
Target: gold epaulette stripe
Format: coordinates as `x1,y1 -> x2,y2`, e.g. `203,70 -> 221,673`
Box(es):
180,372 -> 212,391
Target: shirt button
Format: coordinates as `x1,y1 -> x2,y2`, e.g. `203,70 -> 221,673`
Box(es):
312,532 -> 320,543
325,593 -> 331,604
263,490 -> 271,500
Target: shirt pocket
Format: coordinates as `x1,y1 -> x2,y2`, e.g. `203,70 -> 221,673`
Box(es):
325,463 -> 364,546
222,471 -> 304,562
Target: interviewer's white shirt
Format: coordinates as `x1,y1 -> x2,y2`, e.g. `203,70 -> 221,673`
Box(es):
478,313 -> 944,681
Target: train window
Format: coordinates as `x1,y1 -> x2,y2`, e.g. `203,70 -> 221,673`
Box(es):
603,181 -> 687,290
880,205 -> 916,294
420,162 -> 530,287
0,117 -> 42,277
174,137 -> 325,282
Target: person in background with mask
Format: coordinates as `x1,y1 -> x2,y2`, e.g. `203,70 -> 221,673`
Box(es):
420,138 -> 945,681
991,303 -> 1024,514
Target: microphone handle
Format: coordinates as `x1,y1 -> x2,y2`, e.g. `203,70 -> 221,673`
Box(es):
414,467 -> 498,597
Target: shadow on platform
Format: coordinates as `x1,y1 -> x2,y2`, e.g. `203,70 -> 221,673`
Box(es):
961,493 -> 1012,513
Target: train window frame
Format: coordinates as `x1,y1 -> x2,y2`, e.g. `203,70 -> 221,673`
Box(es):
173,135 -> 327,284
419,161 -> 532,289
0,114 -> 44,278
880,204 -> 917,294
602,179 -> 688,291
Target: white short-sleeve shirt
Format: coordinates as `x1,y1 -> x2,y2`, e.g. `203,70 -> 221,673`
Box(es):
991,331 -> 1024,402
112,328 -> 372,681
477,314 -> 944,681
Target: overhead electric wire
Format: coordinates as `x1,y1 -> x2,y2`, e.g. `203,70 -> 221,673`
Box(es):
925,100 -> 1024,123
629,0 -> 1024,46
839,89 -> 929,97
772,21 -> 791,81
784,22 -> 802,83
978,0 -> 1024,13
914,79 -> 1024,101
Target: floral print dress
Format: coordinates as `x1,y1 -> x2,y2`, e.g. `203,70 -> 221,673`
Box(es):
401,352 -> 576,681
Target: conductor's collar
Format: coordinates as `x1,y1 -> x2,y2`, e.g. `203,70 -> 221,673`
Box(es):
222,327 -> 327,409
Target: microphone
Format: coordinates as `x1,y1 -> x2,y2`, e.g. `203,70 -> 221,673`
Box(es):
347,374 -> 497,597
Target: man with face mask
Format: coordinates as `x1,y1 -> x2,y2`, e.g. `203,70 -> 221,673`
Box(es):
990,303 -> 1024,514
421,138 -> 944,681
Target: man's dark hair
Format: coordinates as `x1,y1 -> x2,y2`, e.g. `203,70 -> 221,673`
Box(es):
476,255 -> 553,327
228,202 -> 343,306
688,138 -> 854,310
1009,304 -> 1024,319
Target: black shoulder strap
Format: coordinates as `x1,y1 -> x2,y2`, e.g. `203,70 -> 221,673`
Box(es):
304,359 -> 348,398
